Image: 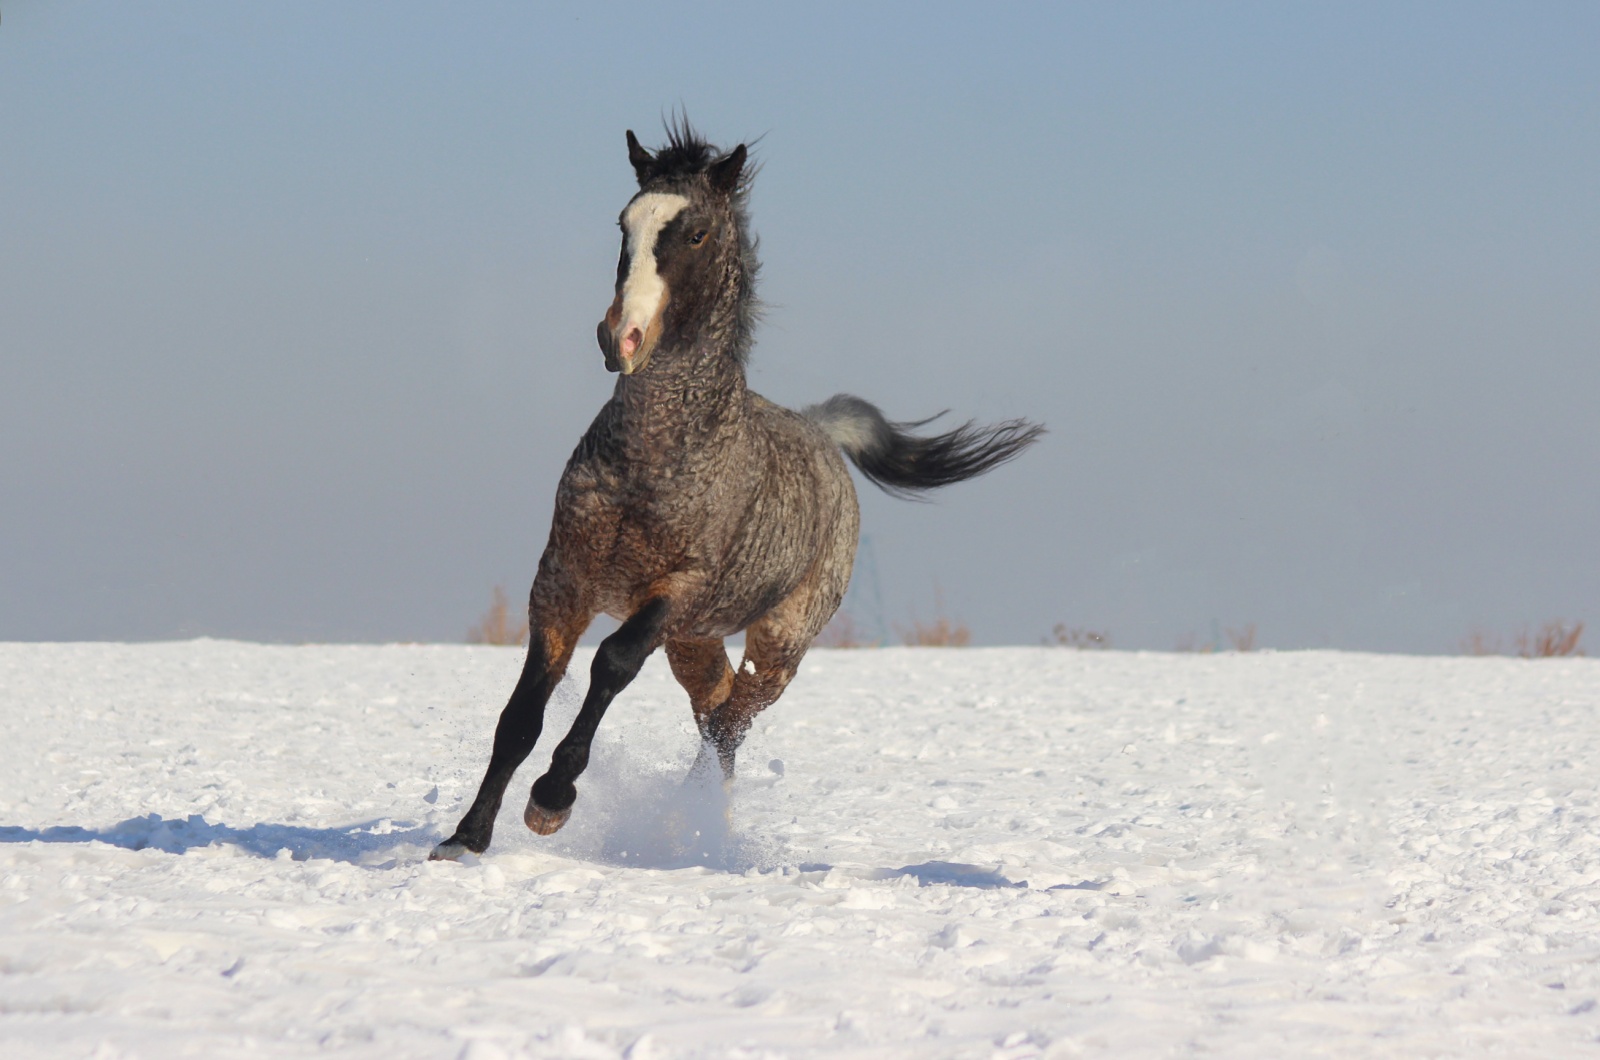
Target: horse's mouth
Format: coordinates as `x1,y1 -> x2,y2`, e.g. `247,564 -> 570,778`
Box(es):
598,316 -> 658,376
616,325 -> 651,375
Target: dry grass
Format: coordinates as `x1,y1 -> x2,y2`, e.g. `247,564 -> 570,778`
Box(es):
815,611 -> 879,649
1463,620 -> 1585,658
899,589 -> 971,647
902,615 -> 972,647
1519,620 -> 1584,657
467,586 -> 529,647
1048,624 -> 1110,650
1175,623 -> 1258,652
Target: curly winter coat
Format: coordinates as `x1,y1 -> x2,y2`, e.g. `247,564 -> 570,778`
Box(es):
432,123 -> 1040,859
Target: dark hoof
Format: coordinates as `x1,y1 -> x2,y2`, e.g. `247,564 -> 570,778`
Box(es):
524,799 -> 572,835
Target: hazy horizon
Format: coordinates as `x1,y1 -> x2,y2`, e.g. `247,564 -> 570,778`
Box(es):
3,3 -> 1597,652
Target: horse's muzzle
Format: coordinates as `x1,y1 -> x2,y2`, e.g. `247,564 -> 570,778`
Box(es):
597,318 -> 623,372
598,317 -> 652,375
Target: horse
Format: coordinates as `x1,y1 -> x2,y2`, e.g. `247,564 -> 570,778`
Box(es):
430,121 -> 1042,861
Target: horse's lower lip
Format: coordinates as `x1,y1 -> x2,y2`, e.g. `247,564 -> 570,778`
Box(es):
598,319 -> 621,371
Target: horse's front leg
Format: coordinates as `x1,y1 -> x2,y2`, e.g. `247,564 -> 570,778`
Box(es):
524,596 -> 672,834
430,599 -> 586,861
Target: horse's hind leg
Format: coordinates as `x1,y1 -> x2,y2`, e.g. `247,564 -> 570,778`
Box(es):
524,596 -> 673,834
698,617 -> 810,779
697,550 -> 851,779
665,637 -> 735,726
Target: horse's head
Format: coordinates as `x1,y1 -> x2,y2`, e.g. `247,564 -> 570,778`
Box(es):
597,123 -> 753,375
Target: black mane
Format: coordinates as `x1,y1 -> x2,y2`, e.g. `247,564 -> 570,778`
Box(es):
641,116 -> 759,199
647,117 -> 718,182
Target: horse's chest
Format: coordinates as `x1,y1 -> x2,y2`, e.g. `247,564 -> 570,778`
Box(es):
553,467 -> 727,574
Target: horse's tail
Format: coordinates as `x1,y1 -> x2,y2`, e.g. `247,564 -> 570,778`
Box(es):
801,394 -> 1044,500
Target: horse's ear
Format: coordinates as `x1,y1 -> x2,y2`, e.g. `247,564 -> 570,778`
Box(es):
708,144 -> 746,195
626,130 -> 654,183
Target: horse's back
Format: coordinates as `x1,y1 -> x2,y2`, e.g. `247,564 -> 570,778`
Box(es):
746,393 -> 857,530
712,394 -> 859,635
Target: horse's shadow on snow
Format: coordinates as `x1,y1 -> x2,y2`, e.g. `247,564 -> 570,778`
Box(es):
884,860 -> 1029,889
0,813 -> 432,866
0,816 -> 1091,890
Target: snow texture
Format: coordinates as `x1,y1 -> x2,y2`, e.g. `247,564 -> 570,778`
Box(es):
2,642 -> 1598,1057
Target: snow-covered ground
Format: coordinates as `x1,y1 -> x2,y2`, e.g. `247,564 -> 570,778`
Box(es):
1,642 -> 1597,1058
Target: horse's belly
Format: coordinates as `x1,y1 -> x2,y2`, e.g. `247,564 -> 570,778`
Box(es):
684,580 -> 795,638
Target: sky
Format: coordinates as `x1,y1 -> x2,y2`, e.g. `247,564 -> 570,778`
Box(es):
2,2 -> 1597,652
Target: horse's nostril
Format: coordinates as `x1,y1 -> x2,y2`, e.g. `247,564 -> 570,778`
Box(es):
622,327 -> 643,356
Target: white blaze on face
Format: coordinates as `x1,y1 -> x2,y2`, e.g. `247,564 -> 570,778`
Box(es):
618,192 -> 691,348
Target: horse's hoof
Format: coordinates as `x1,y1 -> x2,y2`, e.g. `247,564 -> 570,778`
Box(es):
429,839 -> 472,862
524,799 -> 572,835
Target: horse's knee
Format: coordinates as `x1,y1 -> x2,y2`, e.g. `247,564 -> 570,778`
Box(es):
587,640 -> 631,696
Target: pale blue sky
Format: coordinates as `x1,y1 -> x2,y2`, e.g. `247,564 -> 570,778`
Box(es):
3,2 -> 1597,650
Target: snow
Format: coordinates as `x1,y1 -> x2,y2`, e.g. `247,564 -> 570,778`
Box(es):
2,641 -> 1598,1058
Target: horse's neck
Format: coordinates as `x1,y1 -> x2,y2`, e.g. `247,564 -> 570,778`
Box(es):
613,345 -> 748,462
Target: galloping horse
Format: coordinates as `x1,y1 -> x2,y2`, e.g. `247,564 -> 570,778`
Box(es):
431,122 -> 1042,861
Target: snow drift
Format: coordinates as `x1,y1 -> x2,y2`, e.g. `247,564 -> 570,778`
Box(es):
1,642 -> 1597,1057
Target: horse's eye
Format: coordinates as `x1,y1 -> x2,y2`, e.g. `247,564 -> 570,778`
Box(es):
689,230 -> 708,246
